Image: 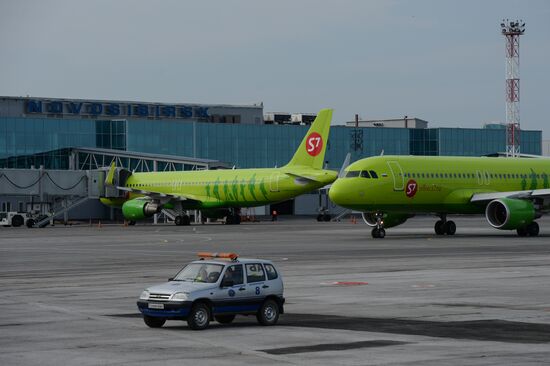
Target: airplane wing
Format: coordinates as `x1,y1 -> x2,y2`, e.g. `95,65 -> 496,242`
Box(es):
470,188 -> 550,202
284,172 -> 324,183
116,185 -> 204,205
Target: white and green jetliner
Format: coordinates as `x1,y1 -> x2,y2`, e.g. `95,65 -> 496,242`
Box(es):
101,109 -> 337,224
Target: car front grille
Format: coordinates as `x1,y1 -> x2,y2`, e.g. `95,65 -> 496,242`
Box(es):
149,293 -> 170,301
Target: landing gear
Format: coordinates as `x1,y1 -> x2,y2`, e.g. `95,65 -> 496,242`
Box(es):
371,212 -> 386,239
434,216 -> 456,236
225,209 -> 241,225
371,227 -> 386,238
174,215 -> 190,226
316,214 -> 331,222
517,221 -> 539,237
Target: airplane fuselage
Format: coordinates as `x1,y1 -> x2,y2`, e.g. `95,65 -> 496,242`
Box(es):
102,166 -> 337,210
329,156 -> 550,214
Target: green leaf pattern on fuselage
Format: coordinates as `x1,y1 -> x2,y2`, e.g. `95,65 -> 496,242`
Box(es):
231,176 -> 239,202
259,178 -> 268,200
240,178 -> 247,200
212,177 -> 221,202
248,174 -> 258,200
205,181 -> 211,199
529,169 -> 538,190
223,180 -> 230,200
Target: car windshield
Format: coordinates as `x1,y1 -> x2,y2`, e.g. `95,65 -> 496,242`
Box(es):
173,263 -> 224,283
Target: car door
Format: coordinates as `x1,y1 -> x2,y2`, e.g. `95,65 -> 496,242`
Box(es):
211,264 -> 248,314
244,263 -> 268,308
263,262 -> 283,296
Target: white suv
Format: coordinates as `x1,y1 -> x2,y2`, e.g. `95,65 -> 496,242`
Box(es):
137,253 -> 285,330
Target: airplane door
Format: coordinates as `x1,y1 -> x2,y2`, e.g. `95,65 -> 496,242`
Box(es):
387,161 -> 405,191
269,173 -> 280,192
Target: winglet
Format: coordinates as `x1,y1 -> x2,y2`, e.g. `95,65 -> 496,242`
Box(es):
105,162 -> 116,186
285,108 -> 333,170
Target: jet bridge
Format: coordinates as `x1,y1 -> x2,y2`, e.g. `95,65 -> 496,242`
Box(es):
0,147 -> 228,226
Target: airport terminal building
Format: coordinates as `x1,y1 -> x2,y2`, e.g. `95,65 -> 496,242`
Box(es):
0,96 -> 543,219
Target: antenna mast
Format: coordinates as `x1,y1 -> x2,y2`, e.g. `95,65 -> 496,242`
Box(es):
500,19 -> 525,157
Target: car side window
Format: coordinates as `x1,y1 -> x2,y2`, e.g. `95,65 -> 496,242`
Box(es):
222,264 -> 244,285
264,264 -> 278,280
246,263 -> 266,283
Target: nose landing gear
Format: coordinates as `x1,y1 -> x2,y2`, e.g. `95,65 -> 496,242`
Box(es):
371,213 -> 386,239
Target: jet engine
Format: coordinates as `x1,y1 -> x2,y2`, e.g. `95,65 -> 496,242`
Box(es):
122,199 -> 161,220
361,212 -> 411,228
485,198 -> 535,230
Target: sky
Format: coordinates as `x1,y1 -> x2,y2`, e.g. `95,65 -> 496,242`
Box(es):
1,0 -> 549,136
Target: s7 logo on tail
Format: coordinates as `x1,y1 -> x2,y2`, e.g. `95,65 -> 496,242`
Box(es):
306,132 -> 323,156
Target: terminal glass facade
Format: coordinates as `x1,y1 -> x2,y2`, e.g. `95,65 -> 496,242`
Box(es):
0,117 -> 543,170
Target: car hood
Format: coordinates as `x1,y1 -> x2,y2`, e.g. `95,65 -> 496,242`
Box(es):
147,281 -> 216,295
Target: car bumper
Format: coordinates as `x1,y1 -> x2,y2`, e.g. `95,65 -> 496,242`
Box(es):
137,300 -> 192,318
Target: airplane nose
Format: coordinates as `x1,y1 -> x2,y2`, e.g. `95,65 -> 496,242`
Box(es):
328,180 -> 345,205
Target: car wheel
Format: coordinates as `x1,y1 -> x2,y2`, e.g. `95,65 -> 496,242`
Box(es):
215,314 -> 236,324
187,303 -> 210,330
182,215 -> 191,225
11,215 -> 24,227
316,214 -> 323,222
323,214 -> 331,222
143,315 -> 166,328
128,221 -> 136,226
257,299 -> 280,326
26,219 -> 35,228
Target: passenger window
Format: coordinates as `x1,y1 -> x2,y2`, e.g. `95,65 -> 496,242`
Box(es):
346,171 -> 360,178
223,264 -> 244,285
264,264 -> 278,280
246,263 -> 266,283
369,170 -> 378,179
360,171 -> 371,178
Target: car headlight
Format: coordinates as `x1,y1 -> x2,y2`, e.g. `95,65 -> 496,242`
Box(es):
139,290 -> 150,300
171,292 -> 188,301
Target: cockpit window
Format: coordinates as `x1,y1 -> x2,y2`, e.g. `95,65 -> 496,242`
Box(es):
346,171 -> 361,178
369,170 -> 378,179
360,171 -> 371,178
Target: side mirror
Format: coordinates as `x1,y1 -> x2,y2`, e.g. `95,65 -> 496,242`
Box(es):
221,278 -> 234,288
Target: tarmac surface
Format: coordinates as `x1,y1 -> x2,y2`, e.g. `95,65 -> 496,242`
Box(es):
1,216 -> 550,365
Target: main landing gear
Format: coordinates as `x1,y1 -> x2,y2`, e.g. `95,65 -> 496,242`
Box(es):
516,221 -> 539,237
225,209 -> 241,225
371,213 -> 385,239
174,215 -> 191,226
434,215 -> 456,236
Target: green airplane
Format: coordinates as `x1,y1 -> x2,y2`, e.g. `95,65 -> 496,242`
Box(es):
101,109 -> 337,225
328,155 -> 550,238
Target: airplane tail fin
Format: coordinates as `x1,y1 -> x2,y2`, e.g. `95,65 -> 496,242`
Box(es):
105,162 -> 116,186
285,108 -> 333,170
